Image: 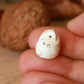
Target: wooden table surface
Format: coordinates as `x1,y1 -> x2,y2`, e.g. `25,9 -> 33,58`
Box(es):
0,3 -> 71,84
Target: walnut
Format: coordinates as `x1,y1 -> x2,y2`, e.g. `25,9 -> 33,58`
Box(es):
72,0 -> 84,7
0,10 -> 4,20
0,0 -> 50,51
41,0 -> 61,3
41,0 -> 83,18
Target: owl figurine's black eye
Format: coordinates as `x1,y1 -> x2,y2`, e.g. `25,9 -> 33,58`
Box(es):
49,35 -> 52,38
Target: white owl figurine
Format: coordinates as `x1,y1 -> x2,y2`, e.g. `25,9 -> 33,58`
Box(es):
35,29 -> 60,59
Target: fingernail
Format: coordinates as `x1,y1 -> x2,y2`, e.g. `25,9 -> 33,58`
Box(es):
35,29 -> 60,59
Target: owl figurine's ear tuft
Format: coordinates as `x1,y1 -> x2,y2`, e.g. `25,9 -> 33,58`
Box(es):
35,29 -> 60,59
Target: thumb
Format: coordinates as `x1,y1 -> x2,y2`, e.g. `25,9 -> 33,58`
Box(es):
67,12 -> 84,37
42,82 -> 60,84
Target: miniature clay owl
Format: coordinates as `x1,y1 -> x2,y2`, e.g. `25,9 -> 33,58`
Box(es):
35,29 -> 60,59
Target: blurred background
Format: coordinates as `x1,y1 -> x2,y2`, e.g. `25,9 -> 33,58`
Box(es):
0,0 -> 20,2
0,0 -> 21,9
0,0 -> 83,84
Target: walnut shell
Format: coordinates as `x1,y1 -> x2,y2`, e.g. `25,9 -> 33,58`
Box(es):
39,0 -> 83,19
72,0 -> 84,8
0,0 -> 50,51
43,0 -> 83,19
0,10 -> 4,20
23,0 -> 83,19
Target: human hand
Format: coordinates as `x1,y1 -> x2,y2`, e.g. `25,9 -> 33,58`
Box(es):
19,12 -> 84,84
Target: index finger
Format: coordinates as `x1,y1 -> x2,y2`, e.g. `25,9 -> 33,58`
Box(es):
28,27 -> 84,60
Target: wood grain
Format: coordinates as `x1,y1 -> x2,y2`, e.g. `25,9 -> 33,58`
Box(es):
0,46 -> 22,84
